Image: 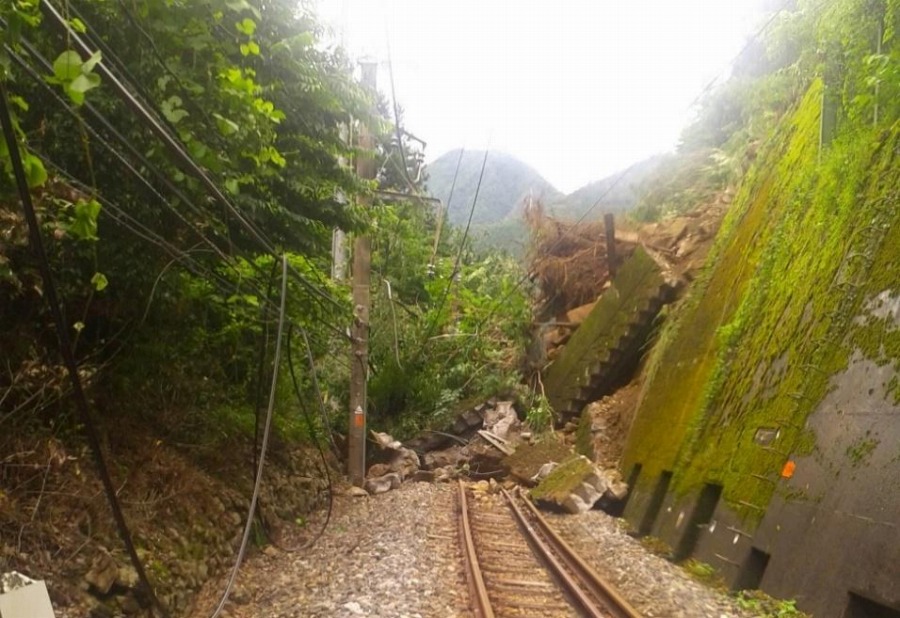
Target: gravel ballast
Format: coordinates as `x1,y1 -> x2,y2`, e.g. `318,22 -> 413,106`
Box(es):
190,481 -> 760,617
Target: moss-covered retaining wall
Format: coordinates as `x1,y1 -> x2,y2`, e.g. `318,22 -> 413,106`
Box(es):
621,79 -> 900,616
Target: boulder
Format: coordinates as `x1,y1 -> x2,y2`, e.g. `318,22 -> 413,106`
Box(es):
84,551 -> 118,595
364,472 -> 402,495
366,463 -> 391,478
565,300 -> 597,325
503,437 -> 572,486
530,462 -> 559,484
423,446 -> 463,470
530,455 -> 629,514
366,431 -> 421,483
483,401 -> 519,441
388,447 -> 420,480
370,431 -> 402,450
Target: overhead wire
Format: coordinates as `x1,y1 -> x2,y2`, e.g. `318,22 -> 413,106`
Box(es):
429,147 -> 465,269
40,0 -> 350,320
467,2 -> 794,338
36,116 -> 346,550
416,148 -> 489,355
5,7 -> 352,602
6,37 -> 352,343
260,322 -> 335,553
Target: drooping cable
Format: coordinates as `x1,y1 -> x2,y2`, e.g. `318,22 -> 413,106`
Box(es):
260,322 -> 335,553
208,253 -> 288,618
40,1 -> 348,317
252,259 -> 281,481
419,148 -> 489,350
6,41 -> 352,342
429,147 -> 465,268
0,80 -> 169,618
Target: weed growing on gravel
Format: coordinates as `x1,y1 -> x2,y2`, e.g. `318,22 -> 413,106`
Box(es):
681,559 -> 727,590
736,590 -> 810,617
638,535 -> 672,557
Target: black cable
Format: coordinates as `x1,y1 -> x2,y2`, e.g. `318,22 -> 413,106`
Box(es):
253,259 -> 280,482
259,322 -> 334,553
40,1 -> 349,318
8,41 -> 353,341
430,147 -> 465,268
208,254 -> 287,618
419,148 -> 489,348
105,0 -> 223,139
0,79 -> 168,618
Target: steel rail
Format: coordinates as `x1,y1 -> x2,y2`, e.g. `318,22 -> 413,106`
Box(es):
457,480 -> 495,618
505,487 -> 643,618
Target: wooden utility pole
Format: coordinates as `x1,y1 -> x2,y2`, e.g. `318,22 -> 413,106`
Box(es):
348,61 -> 377,487
604,213 -> 617,279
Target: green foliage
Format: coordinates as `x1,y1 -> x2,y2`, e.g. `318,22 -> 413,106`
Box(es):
624,0 -> 900,526
367,224 -> 530,437
46,50 -> 103,106
736,591 -> 810,618
0,0 -> 367,452
526,394 -> 555,434
681,559 -> 727,589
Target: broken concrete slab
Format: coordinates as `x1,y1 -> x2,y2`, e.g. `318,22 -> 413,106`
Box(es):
366,431 -> 420,483
364,472 -> 402,495
0,572 -> 55,618
530,455 -> 629,514
503,437 -> 573,486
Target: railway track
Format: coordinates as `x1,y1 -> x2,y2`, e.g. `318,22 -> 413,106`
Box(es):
457,480 -> 642,618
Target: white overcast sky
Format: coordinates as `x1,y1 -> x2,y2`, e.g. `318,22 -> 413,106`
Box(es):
313,1 -> 771,193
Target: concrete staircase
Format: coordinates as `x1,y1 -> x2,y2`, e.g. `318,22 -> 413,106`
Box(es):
543,247 -> 677,419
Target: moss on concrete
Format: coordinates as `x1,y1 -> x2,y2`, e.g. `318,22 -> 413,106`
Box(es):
575,405 -> 594,459
544,246 -> 664,413
503,436 -> 573,484
622,78 -> 900,524
529,455 -> 593,503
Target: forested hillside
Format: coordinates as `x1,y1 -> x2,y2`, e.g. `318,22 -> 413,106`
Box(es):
425,149 -> 561,225
545,155 -> 667,221
0,2 -> 529,615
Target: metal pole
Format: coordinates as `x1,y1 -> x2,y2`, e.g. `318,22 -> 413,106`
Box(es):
348,61 -> 377,486
604,213 -> 617,279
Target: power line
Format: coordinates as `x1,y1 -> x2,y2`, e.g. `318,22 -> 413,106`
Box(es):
208,254 -> 288,618
7,37 -> 352,341
419,148 -> 489,347
430,147 -> 465,269
471,2 -> 794,337
40,1 -> 348,317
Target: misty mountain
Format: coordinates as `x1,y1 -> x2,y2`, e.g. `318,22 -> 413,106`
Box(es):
424,150 -> 671,256
425,150 -> 562,226
545,155 -> 668,221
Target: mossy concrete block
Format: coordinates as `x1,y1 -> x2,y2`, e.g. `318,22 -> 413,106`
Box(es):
543,246 -> 664,415
503,437 -> 572,485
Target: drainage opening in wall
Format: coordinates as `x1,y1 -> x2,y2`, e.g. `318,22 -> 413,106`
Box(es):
673,482 -> 723,562
843,592 -> 900,618
637,470 -> 671,537
733,547 -> 770,591
621,463 -> 642,511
